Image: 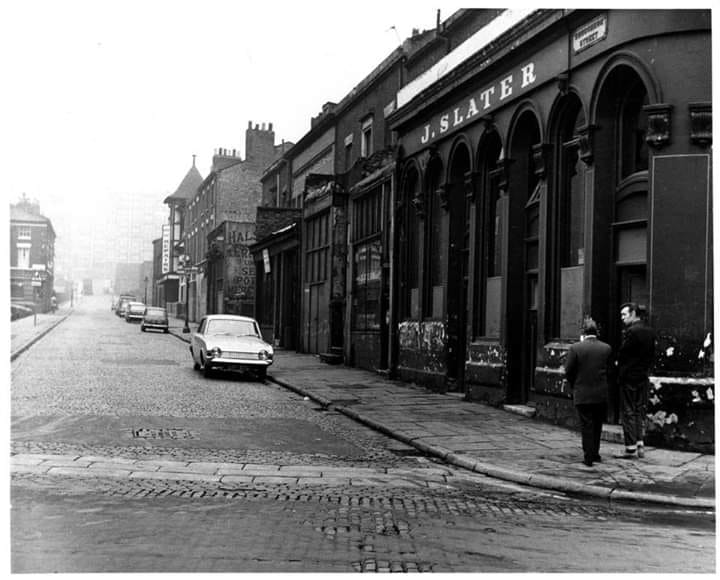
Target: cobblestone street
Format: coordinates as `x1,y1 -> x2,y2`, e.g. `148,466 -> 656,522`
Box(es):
10,297 -> 715,572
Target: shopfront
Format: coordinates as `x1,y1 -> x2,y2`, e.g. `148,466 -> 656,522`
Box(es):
391,9 -> 712,449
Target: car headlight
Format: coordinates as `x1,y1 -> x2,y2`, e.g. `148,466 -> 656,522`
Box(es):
209,347 -> 222,358
258,350 -> 273,361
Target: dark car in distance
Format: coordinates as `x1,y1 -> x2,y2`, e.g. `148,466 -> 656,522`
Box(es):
141,307 -> 169,333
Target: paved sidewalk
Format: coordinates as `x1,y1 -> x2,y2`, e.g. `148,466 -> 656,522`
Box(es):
10,305 -> 74,361
166,319 -> 714,509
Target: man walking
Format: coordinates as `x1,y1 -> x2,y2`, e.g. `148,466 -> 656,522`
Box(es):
564,319 -> 612,467
617,302 -> 656,459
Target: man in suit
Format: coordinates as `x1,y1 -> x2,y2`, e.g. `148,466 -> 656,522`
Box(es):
564,319 -> 612,467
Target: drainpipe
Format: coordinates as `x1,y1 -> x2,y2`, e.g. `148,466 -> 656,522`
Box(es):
387,171 -> 397,375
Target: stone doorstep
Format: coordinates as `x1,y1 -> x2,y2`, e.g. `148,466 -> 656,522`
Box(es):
503,404 -> 537,418
601,423 -> 625,443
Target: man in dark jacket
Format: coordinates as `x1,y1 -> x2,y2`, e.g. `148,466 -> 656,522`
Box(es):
564,319 -> 612,467
617,302 -> 656,459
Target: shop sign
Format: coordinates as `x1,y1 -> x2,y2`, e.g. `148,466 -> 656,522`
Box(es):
263,248 -> 271,274
572,15 -> 607,54
414,61 -> 538,149
161,224 -> 170,274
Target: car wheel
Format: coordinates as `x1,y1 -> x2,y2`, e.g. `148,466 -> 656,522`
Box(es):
202,357 -> 213,378
256,367 -> 267,381
163,328 -> 169,334
140,325 -> 145,332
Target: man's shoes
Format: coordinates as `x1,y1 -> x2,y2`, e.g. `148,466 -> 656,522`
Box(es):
582,458 -> 594,467
592,454 -> 602,463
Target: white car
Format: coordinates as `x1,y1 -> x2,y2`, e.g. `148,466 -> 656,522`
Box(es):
189,314 -> 274,379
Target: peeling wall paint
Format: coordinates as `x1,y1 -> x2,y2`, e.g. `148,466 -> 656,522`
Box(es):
398,320 -> 447,374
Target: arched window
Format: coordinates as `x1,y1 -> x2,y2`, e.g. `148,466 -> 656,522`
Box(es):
399,168 -> 421,319
552,96 -> 587,339
614,80 -> 649,313
474,132 -> 502,338
426,161 -> 444,318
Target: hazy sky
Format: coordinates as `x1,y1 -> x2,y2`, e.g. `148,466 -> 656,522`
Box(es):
2,0 -> 470,223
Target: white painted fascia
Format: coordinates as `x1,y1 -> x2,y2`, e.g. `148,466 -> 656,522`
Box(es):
397,8 -> 537,109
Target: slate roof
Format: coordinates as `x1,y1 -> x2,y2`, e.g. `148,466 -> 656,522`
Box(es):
10,205 -> 55,236
10,205 -> 51,224
164,164 -> 203,204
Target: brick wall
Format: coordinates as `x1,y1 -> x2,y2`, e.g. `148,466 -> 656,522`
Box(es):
255,207 -> 301,241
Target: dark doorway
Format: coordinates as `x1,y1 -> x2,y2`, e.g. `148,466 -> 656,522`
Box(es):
506,112 -> 541,404
446,145 -> 471,391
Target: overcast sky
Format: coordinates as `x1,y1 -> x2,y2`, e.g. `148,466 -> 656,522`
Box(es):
3,2 -> 713,226
2,0 -> 473,222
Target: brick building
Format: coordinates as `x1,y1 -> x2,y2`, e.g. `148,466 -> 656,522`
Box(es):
186,122 -> 288,319
9,198 -> 56,312
159,160 -> 203,315
389,9 -> 713,450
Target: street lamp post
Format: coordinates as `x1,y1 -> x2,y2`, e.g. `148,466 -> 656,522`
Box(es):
181,255 -> 191,333
144,276 -> 149,305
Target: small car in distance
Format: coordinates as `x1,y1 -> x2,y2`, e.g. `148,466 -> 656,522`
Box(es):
189,314 -> 274,379
141,307 -> 169,333
116,298 -> 132,317
125,302 -> 146,323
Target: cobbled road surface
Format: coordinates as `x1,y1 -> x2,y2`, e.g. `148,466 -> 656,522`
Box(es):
10,296 -> 715,573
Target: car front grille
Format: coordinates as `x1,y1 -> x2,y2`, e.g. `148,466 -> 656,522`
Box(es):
222,351 -> 255,360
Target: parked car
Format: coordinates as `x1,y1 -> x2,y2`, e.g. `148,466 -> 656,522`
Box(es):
189,315 -> 274,379
116,298 -> 132,317
112,294 -> 136,312
141,307 -> 169,333
124,302 -> 146,323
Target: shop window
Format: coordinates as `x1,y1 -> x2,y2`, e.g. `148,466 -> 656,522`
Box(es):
352,239 -> 382,330
399,170 -> 420,319
426,167 -> 444,318
614,79 -> 649,312
474,133 -> 502,338
620,82 -> 649,179
305,212 -> 329,283
550,97 -> 587,339
352,189 -> 382,330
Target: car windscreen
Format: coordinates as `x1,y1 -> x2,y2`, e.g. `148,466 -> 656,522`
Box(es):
129,304 -> 145,312
205,319 -> 258,337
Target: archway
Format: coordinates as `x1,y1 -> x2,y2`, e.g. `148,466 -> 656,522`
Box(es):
506,109 -> 542,403
445,140 -> 472,389
592,64 -> 650,421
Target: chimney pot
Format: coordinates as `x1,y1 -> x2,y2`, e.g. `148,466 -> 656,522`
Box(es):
269,122 -> 273,131
255,123 -> 259,130
248,121 -> 252,129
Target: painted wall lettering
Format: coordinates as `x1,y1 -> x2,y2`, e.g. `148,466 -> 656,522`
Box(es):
413,61 -> 538,148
